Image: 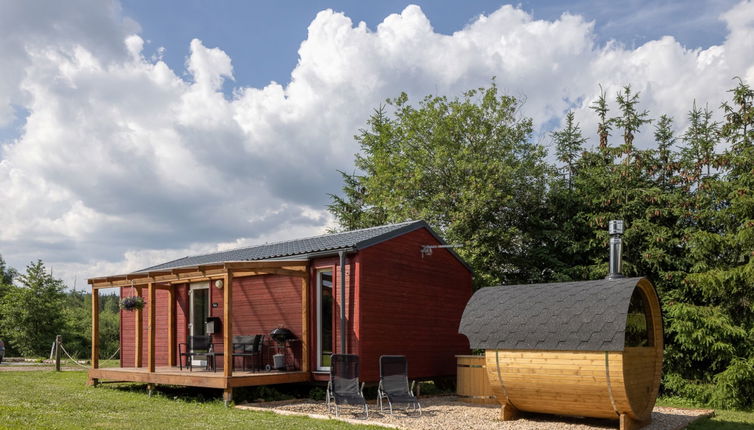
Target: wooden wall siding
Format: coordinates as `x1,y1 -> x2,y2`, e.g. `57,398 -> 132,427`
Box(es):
120,287 -> 135,367
120,275 -> 307,371
309,255 -> 360,381
486,350 -> 626,420
205,281 -> 221,349
456,355 -> 496,404
358,228 -> 472,382
175,284 -> 189,365
622,347 -> 659,417
139,289 -> 170,366
208,274 -> 303,370
120,287 -> 177,367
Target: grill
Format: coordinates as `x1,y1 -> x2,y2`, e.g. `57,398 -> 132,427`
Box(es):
269,327 -> 296,344
269,327 -> 296,370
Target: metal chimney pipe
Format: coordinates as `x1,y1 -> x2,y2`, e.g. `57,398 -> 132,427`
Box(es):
608,220 -> 625,279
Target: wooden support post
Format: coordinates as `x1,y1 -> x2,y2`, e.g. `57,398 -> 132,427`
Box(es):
223,272 -> 233,377
135,285 -> 143,368
301,272 -> 309,373
147,281 -> 155,373
223,388 -> 233,407
167,286 -> 176,367
499,403 -> 519,421
620,413 -> 646,430
55,335 -> 62,372
91,289 -> 100,370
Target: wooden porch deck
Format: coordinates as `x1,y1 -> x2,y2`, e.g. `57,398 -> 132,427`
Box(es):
89,367 -> 310,389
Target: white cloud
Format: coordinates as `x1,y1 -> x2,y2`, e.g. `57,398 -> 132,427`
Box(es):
0,1 -> 753,287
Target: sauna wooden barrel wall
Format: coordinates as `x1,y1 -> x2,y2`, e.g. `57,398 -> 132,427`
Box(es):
459,277 -> 663,430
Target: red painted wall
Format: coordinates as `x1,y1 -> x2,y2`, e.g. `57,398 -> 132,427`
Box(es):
357,228 -> 472,382
175,284 -> 189,365
118,226 -> 471,383
120,276 -> 303,370
119,287 -> 171,367
228,275 -> 302,370
120,287 -> 135,367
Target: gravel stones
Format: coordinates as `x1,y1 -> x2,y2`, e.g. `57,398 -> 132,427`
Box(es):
239,396 -> 714,430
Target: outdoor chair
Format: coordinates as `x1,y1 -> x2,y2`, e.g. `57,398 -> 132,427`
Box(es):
232,335 -> 263,371
178,335 -> 213,371
377,355 -> 421,415
326,354 -> 369,419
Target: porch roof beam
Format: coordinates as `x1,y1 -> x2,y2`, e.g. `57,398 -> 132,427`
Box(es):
87,260 -> 309,289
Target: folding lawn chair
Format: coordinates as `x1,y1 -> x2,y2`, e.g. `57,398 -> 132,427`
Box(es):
326,354 -> 369,419
377,355 -> 421,416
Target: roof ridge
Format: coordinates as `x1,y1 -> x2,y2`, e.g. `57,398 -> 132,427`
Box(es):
144,220 -> 422,268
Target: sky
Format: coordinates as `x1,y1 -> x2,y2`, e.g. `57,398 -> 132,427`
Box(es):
0,0 -> 753,289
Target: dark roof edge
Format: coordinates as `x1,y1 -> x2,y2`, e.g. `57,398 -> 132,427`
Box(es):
354,220 -> 474,274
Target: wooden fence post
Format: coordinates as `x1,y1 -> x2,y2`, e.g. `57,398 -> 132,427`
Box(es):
55,335 -> 62,371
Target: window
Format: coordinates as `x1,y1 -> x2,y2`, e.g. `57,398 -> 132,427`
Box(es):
625,287 -> 654,347
316,270 -> 333,371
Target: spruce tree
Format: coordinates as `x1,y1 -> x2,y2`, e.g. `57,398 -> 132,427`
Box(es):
551,111 -> 587,189
664,80 -> 754,408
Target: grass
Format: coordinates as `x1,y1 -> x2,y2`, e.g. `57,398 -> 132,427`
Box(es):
0,370 -> 380,430
4,368 -> 753,430
658,397 -> 754,429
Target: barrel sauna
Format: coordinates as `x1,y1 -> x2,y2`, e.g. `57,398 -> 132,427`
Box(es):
459,277 -> 663,430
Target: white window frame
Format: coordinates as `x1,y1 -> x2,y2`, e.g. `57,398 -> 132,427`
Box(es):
188,281 -> 210,367
316,269 -> 333,371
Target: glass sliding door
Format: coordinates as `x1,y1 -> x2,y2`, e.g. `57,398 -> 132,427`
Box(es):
316,270 -> 333,371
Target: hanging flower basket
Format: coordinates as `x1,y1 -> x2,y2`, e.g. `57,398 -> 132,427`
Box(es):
119,296 -> 145,311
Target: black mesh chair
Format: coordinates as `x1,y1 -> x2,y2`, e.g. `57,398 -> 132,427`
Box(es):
327,354 -> 368,419
378,355 -> 421,415
178,335 -> 213,371
232,335 -> 263,371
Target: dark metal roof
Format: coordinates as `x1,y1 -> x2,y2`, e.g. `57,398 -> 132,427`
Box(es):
459,277 -> 645,352
138,220 -> 470,273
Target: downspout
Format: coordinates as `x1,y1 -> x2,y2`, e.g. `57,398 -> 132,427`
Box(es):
339,250 -> 347,354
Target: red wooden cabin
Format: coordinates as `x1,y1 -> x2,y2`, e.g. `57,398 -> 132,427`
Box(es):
87,220 -> 472,401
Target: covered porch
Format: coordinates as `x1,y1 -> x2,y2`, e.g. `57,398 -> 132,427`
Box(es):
87,260 -> 312,402
88,367 -> 310,389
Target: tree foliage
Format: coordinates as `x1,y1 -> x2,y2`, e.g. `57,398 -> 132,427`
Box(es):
329,84 -> 557,286
0,258 -> 120,359
0,260 -> 67,356
330,78 -> 754,408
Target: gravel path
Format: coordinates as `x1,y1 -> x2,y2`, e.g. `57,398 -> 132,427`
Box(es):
238,396 -> 714,430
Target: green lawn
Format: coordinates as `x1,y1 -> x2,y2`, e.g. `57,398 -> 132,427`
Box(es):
657,397 -> 754,429
0,370 -> 378,430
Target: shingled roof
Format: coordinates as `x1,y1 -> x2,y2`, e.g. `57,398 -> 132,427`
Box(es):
459,277 -> 645,352
138,220 -> 466,273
